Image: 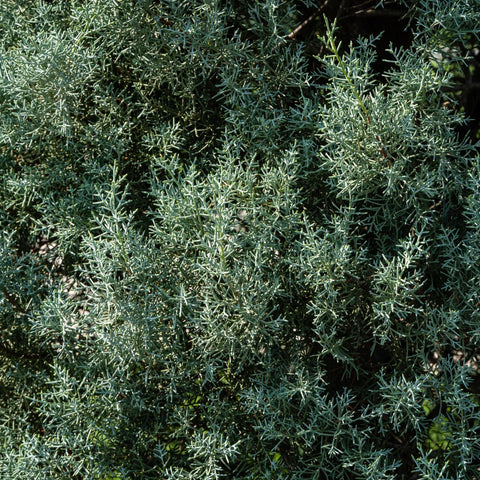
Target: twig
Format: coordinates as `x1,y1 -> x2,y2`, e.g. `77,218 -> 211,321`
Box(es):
284,0 -> 332,43
341,8 -> 407,20
324,19 -> 389,164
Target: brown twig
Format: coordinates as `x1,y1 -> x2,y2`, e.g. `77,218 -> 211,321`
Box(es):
284,0 -> 332,43
341,8 -> 407,20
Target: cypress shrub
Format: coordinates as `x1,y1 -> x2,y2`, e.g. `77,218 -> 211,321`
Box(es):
1,1 -> 480,478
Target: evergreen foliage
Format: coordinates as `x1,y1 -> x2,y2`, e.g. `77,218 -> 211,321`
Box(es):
1,0 -> 480,478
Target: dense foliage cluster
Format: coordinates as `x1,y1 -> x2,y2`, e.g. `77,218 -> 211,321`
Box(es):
1,0 -> 480,478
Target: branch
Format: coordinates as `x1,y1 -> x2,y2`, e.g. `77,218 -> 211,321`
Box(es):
284,0 -> 333,43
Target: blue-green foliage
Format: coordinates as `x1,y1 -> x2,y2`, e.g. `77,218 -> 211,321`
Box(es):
1,1 -> 480,478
